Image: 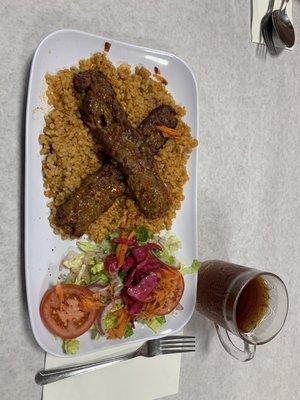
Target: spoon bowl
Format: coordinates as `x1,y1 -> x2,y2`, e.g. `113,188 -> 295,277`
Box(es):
272,5 -> 295,48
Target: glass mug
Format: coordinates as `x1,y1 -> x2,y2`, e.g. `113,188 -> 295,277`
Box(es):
196,260 -> 289,361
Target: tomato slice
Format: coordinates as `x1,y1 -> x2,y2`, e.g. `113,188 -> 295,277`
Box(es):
40,284 -> 98,339
142,266 -> 184,317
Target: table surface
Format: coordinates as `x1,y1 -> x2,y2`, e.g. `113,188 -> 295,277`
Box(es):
0,1 -> 299,399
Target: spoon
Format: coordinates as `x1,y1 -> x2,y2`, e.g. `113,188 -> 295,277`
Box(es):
272,0 -> 295,48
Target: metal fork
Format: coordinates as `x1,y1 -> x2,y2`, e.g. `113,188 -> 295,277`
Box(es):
35,336 -> 195,385
261,0 -> 277,55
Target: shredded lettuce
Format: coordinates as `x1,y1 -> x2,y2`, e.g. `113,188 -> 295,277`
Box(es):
100,239 -> 113,254
110,302 -> 123,313
61,252 -> 84,271
100,232 -> 119,253
86,256 -> 96,266
162,233 -> 181,253
90,262 -> 106,284
108,232 -> 119,240
90,326 -> 102,340
74,264 -> 90,285
103,303 -> 123,332
90,262 -> 104,275
93,331 -> 102,341
63,339 -> 80,355
144,316 -> 166,333
90,271 -> 110,285
180,260 -> 202,275
77,240 -> 99,253
124,323 -> 134,338
104,313 -> 118,330
135,226 -> 153,243
156,233 -> 181,266
156,250 -> 177,266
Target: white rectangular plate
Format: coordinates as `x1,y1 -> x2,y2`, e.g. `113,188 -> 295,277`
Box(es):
25,29 -> 198,357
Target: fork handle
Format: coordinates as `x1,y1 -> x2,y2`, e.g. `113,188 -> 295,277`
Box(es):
267,0 -> 275,13
281,0 -> 289,12
35,350 -> 139,385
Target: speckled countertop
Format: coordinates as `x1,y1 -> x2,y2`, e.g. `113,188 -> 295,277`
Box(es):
0,1 -> 299,399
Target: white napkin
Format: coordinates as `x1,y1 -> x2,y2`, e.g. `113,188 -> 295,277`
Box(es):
43,334 -> 182,400
251,0 -> 293,47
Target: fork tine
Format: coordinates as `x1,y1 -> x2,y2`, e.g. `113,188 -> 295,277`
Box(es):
161,342 -> 195,346
264,29 -> 273,50
262,28 -> 270,47
269,37 -> 277,54
161,340 -> 195,344
161,349 -> 195,354
267,37 -> 276,54
160,335 -> 195,340
265,17 -> 277,54
263,30 -> 274,54
160,345 -> 195,349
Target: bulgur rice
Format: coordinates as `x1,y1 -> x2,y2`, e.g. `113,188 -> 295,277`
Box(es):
39,52 -> 197,242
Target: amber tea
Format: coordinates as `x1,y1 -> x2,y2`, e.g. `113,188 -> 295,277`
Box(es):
197,261 -> 269,333
196,260 -> 288,361
235,276 -> 269,333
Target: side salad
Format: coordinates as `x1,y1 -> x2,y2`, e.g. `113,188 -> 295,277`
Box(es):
39,227 -> 201,354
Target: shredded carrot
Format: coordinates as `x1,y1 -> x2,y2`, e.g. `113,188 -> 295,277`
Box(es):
116,231 -> 126,259
116,244 -> 121,259
116,230 -> 135,268
107,308 -> 130,339
117,245 -> 127,268
127,230 -> 135,240
141,267 -> 183,318
157,125 -> 180,138
55,284 -> 64,307
80,297 -> 103,311
153,73 -> 168,85
108,284 -> 114,299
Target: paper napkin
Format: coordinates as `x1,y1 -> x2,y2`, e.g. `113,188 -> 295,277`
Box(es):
43,334 -> 182,400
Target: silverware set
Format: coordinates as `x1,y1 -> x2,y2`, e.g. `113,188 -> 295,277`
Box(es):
35,335 -> 196,386
261,0 -> 295,55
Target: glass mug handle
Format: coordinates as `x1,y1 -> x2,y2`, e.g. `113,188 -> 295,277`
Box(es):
214,324 -> 256,362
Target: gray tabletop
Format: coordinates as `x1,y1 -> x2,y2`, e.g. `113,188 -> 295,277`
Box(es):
0,1 -> 299,399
